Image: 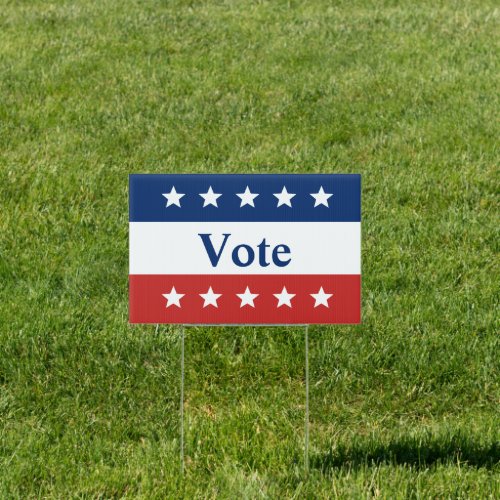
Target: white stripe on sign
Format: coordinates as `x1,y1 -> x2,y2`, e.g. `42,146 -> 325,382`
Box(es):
129,222 -> 360,275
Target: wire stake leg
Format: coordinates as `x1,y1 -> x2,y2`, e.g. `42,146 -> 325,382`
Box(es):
305,324 -> 310,476
180,325 -> 185,475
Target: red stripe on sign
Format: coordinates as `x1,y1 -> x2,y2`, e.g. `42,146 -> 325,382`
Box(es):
129,275 -> 360,324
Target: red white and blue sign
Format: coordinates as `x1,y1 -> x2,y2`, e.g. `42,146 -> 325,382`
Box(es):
129,174 -> 361,324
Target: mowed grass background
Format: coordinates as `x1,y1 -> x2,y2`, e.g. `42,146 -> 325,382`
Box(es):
0,0 -> 499,497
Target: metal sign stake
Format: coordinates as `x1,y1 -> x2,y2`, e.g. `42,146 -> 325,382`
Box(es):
305,324 -> 310,476
180,325 -> 185,475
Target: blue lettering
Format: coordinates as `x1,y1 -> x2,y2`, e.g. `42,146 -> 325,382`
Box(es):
232,244 -> 254,267
198,233 -> 291,268
272,244 -> 291,267
198,233 -> 231,267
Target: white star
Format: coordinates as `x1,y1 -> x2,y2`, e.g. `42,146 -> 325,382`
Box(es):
162,186 -> 185,207
310,186 -> 333,207
199,286 -> 221,308
162,286 -> 185,308
199,186 -> 221,207
236,186 -> 259,207
236,286 -> 259,308
273,186 -> 296,207
311,287 -> 333,308
273,286 -> 296,308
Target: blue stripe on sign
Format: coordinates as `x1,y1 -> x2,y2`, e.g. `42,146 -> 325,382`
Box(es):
129,174 -> 361,222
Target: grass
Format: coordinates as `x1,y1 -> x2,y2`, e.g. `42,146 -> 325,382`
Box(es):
0,0 -> 499,497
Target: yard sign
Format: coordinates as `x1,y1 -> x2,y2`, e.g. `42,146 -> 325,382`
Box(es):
129,174 -> 361,324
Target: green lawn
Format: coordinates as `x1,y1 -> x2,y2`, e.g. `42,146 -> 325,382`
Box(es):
0,0 -> 499,497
